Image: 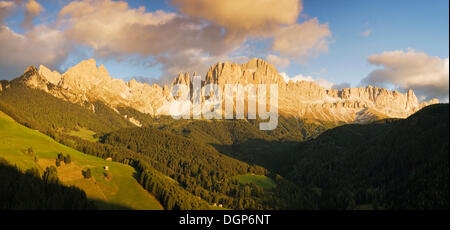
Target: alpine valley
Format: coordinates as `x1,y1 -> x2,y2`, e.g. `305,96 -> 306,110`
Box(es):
0,58 -> 448,210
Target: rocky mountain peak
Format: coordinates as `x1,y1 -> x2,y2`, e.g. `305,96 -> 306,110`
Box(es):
244,58 -> 275,72
23,65 -> 38,74
172,72 -> 192,87
70,59 -> 97,71
38,65 -> 62,85
63,59 -> 110,80
204,58 -> 283,86
18,65 -> 50,92
127,78 -> 139,88
16,58 -> 440,124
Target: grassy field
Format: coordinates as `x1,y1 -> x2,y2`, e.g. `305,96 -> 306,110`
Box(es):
69,127 -> 99,142
0,111 -> 163,210
236,174 -> 277,191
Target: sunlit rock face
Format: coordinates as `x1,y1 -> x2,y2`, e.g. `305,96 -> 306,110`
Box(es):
21,58 -> 438,125
199,58 -> 437,123
21,59 -> 171,118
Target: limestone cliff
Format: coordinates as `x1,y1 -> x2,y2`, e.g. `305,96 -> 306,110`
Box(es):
18,58 -> 438,125
200,58 -> 437,123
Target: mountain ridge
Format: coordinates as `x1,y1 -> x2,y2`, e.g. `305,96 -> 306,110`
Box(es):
1,58 -> 438,125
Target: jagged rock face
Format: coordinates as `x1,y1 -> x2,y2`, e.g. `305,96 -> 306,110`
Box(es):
199,58 -> 438,123
0,80 -> 8,93
18,58 -> 439,125
205,58 -> 284,85
16,60 -> 172,126
38,65 -> 61,85
21,66 -> 51,92
55,59 -> 171,115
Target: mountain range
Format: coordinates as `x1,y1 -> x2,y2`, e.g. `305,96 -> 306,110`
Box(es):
1,58 -> 438,126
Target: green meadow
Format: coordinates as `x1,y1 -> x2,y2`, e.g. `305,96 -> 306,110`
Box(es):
69,127 -> 99,142
236,174 -> 277,191
0,111 -> 162,210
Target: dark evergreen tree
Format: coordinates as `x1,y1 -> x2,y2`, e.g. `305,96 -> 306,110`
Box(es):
57,153 -> 64,162
64,154 -> 72,164
42,166 -> 59,184
85,168 -> 92,179
27,147 -> 34,155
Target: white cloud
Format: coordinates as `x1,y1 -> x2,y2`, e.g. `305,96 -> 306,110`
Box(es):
172,0 -> 301,35
0,24 -> 71,79
280,72 -> 334,89
0,1 -> 71,79
362,49 -> 449,101
22,0 -> 44,30
280,72 -> 351,90
266,54 -> 290,68
272,18 -> 332,62
0,0 -> 333,82
0,1 -> 14,7
0,1 -> 15,23
59,0 -> 177,56
25,0 -> 43,15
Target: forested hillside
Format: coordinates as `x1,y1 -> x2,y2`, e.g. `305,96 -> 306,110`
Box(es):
0,81 -> 133,133
102,127 -> 317,209
278,104 -> 449,209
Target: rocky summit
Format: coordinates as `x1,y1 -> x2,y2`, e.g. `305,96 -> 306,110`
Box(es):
13,58 -> 438,125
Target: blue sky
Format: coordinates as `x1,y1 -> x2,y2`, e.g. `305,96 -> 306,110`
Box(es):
0,0 -> 448,100
297,0 -> 449,87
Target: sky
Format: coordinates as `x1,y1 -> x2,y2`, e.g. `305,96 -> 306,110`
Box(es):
0,0 -> 448,101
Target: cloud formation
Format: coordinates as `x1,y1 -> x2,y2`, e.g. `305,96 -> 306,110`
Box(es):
171,0 -> 331,66
171,0 -> 301,36
280,72 -> 334,89
0,1 -> 71,79
0,0 -> 333,82
57,0 -> 261,79
25,0 -> 42,15
59,0 -> 177,56
22,0 -> 44,30
0,24 -> 71,79
266,54 -> 290,68
280,72 -> 351,90
272,18 -> 332,62
362,49 -> 449,101
0,1 -> 15,23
